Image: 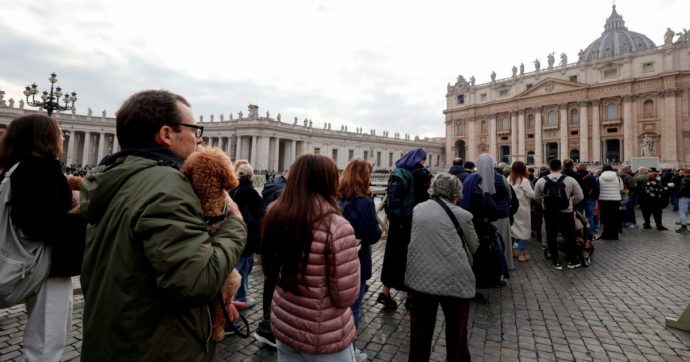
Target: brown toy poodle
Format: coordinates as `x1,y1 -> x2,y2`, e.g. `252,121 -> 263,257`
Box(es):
181,146 -> 243,341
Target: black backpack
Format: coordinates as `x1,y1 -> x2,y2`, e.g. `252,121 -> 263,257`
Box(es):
543,175 -> 570,211
384,168 -> 415,218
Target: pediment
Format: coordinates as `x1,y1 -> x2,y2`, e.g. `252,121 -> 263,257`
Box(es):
516,78 -> 587,98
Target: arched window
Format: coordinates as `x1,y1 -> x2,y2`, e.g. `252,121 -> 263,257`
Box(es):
643,100 -> 654,117
456,122 -> 465,136
480,120 -> 487,133
501,116 -> 510,130
570,149 -> 580,162
527,114 -> 535,129
607,103 -> 619,119
570,109 -> 579,124
547,111 -> 557,125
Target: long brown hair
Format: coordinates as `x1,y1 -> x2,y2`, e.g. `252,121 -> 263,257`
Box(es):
0,114 -> 62,171
261,154 -> 340,293
338,159 -> 372,199
509,161 -> 528,185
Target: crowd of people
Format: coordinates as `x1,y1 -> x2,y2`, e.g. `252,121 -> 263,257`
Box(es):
2,89 -> 690,362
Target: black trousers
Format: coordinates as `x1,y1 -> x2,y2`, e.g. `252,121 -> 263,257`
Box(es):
640,199 -> 663,227
408,291 -> 471,362
599,200 -> 620,240
256,277 -> 275,335
544,211 -> 577,264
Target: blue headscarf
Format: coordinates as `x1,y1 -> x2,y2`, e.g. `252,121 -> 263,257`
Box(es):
395,147 -> 427,170
460,173 -> 482,210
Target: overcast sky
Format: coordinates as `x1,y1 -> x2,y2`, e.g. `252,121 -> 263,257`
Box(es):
0,0 -> 687,137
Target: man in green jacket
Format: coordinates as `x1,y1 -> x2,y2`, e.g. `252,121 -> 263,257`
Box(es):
80,90 -> 247,361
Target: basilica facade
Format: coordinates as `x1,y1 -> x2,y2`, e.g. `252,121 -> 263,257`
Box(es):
444,5 -> 690,168
0,102 -> 444,171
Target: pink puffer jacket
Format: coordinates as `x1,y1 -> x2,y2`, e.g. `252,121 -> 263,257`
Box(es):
271,202 -> 360,355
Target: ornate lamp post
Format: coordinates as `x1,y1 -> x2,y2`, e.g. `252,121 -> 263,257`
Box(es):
23,73 -> 77,116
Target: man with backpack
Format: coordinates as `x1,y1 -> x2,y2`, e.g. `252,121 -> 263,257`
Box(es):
577,163 -> 600,236
534,159 -> 584,270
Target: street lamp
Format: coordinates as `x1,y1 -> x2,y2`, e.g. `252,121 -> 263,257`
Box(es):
23,73 -> 77,116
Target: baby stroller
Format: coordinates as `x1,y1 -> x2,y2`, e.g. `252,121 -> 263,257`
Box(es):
543,210 -> 594,267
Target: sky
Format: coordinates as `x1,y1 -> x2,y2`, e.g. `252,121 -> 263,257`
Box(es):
0,0 -> 687,138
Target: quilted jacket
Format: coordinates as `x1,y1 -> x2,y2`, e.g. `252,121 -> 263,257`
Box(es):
271,200 -> 360,355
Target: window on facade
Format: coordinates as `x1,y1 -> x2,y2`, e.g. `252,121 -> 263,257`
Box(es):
456,94 -> 465,105
500,146 -> 511,163
332,149 -> 338,161
501,116 -> 510,130
527,151 -> 535,165
314,147 -> 321,154
570,130 -> 579,136
527,115 -> 535,129
499,89 -> 509,97
570,109 -> 579,124
527,134 -> 534,139
457,122 -> 465,136
547,111 -> 557,125
480,120 -> 487,133
569,75 -> 578,82
500,136 -> 509,141
642,62 -> 654,73
603,69 -> 618,79
363,151 -> 368,160
348,149 -> 354,160
643,100 -> 654,117
480,93 -> 487,101
607,103 -> 619,119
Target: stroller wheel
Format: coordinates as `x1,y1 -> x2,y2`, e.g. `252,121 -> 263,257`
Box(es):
582,250 -> 591,267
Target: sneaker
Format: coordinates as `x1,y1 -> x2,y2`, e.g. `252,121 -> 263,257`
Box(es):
554,263 -> 563,270
567,262 -> 582,269
518,251 -> 530,262
676,227 -> 689,234
254,330 -> 277,348
657,226 -> 668,231
643,224 -> 652,230
628,224 -> 638,229
224,322 -> 242,336
376,292 -> 397,310
235,297 -> 257,310
355,347 -> 368,362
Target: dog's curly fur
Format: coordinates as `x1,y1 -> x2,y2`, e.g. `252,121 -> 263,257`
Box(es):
181,146 -> 242,342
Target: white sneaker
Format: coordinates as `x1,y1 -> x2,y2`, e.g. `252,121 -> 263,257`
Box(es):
355,347 -> 368,362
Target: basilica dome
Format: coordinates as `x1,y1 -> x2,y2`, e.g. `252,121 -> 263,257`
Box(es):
582,5 -> 656,62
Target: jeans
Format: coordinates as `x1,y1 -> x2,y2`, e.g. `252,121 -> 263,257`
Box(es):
516,239 -> 527,252
544,211 -> 577,264
679,197 -> 690,226
625,194 -> 637,225
408,291 -> 471,362
351,281 -> 367,331
23,277 -> 73,362
234,254 -> 254,302
584,198 -> 598,235
277,341 -> 356,362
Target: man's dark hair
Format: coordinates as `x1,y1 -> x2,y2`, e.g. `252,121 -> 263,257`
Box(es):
452,158 -> 463,166
0,123 -> 7,129
549,159 -> 562,171
463,161 -> 475,170
602,164 -> 614,172
116,90 -> 190,149
563,159 -> 574,169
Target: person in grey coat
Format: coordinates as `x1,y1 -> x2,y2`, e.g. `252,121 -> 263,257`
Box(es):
405,173 -> 479,362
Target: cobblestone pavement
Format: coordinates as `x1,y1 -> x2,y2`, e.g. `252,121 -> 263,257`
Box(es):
2,209 -> 690,361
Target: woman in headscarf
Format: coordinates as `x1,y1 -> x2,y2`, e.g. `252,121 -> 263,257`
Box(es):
378,148 -> 432,310
477,154 -> 512,276
461,172 -> 504,288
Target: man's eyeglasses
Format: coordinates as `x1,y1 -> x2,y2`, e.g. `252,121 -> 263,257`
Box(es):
177,123 -> 204,138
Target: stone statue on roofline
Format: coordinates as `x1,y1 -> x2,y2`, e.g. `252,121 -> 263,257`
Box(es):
229,113 -> 233,120
512,65 -> 517,78
578,49 -> 585,63
8,98 -> 14,108
534,59 -> 541,71
238,111 -> 243,119
547,53 -> 555,69
102,109 -> 106,117
210,114 -> 214,122
665,27 -> 675,45
519,63 -> 524,75
490,71 -> 496,82
560,53 -> 567,67
470,75 -> 475,86
18,99 -> 24,109
88,107 -> 93,116
277,113 -> 281,122
199,114 -> 203,122
220,113 -> 224,122
0,90 -> 5,105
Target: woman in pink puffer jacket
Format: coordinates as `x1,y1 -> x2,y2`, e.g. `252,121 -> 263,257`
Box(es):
261,154 -> 360,361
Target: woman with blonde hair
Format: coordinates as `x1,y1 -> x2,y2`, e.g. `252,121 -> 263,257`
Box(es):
509,161 -> 534,262
262,154 -> 360,361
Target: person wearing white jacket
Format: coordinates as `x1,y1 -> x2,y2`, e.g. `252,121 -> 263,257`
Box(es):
509,161 -> 534,262
598,164 -> 624,240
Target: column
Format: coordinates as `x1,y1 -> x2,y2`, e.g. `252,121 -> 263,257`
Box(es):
445,121 -> 453,165
559,104 -> 568,160
517,110 -> 526,162
97,132 -> 106,164
489,114 -> 497,161
662,89 -> 679,166
289,139 -> 296,167
272,137 -> 280,170
250,135 -> 257,167
235,136 -> 243,161
579,102 -> 589,162
623,95 -> 634,162
113,134 -> 119,154
67,132 -> 76,166
257,136 -> 270,170
82,132 -> 92,166
509,112 -> 518,163
591,101 -> 601,162
467,119 -> 476,163
534,108 -> 543,166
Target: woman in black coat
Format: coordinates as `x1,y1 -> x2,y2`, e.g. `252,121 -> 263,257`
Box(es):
0,114 -> 85,361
